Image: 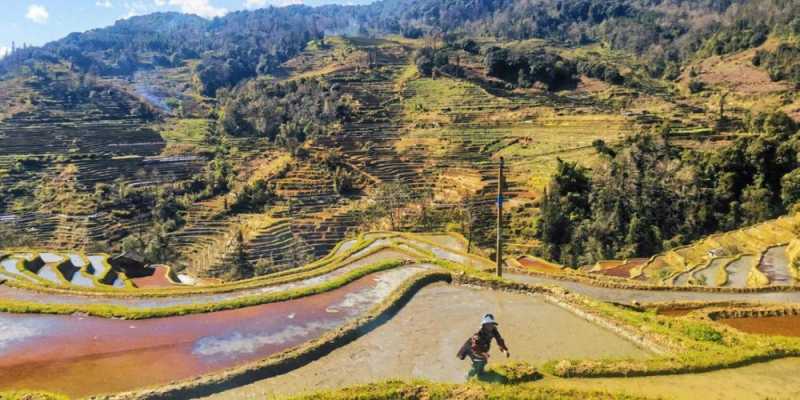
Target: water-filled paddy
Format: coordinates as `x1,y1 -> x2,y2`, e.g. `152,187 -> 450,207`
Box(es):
723,256 -> 755,288
207,283 -> 650,399
758,246 -> 794,286
0,266 -> 430,397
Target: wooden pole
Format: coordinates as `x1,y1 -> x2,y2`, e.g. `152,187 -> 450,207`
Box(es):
496,157 -> 504,277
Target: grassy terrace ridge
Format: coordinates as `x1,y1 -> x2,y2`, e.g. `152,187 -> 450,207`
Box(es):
0,258 -> 410,319
0,231 -> 477,298
0,232 -> 485,318
283,381 -> 651,400
0,233 -> 385,297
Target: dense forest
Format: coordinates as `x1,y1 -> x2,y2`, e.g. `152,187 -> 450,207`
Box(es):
4,0 -> 800,86
535,112 -> 800,266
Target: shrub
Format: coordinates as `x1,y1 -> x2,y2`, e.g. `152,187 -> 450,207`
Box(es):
684,324 -> 723,343
688,79 -> 705,93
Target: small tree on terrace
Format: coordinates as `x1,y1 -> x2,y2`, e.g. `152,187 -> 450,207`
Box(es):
231,228 -> 253,279
372,181 -> 412,231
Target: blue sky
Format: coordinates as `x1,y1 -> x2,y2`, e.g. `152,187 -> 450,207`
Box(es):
0,0 -> 373,58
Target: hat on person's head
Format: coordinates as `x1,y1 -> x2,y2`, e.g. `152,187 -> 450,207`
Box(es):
481,313 -> 498,326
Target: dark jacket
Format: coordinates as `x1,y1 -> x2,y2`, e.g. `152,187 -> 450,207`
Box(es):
457,327 -> 508,360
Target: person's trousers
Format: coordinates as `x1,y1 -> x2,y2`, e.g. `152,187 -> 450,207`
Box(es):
467,357 -> 487,378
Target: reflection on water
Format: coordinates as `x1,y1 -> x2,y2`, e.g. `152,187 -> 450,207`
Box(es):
0,266 -> 431,397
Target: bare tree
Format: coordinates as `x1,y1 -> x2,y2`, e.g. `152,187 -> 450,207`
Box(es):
372,182 -> 412,231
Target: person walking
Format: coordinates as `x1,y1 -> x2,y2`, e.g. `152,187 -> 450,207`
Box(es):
457,313 -> 510,379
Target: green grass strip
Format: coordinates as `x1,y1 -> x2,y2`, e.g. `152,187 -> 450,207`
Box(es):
283,380 -> 649,400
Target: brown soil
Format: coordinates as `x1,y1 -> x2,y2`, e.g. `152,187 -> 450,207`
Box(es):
205,283 -> 649,399
599,259 -> 646,278
686,44 -> 791,95
131,266 -> 176,288
718,315 -> 800,337
518,257 -> 562,274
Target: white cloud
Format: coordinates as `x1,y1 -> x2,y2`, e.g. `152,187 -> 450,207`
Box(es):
162,0 -> 228,18
245,0 -> 302,8
122,1 -> 150,19
244,0 -> 267,8
96,0 -> 113,7
26,4 -> 49,24
0,47 -> 10,60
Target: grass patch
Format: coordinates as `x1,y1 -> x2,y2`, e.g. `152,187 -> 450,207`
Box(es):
284,380 -> 649,400
683,324 -> 723,343
159,118 -> 210,143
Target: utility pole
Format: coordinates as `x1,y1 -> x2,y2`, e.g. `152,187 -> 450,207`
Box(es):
496,157 -> 504,277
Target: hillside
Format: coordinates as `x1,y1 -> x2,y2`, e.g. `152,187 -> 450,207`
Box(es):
5,2 -> 800,399
0,0 -> 799,279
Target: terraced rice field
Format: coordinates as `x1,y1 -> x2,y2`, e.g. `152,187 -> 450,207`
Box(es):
0,251 -> 130,289
0,266 -> 430,397
207,283 -> 650,399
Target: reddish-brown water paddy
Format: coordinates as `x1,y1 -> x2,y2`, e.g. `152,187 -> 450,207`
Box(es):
130,265 -> 176,288
718,315 -> 800,337
0,266 -> 430,397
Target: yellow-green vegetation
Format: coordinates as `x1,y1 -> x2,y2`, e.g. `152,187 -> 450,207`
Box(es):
158,118 -> 210,144
0,391 -> 68,400
788,238 -> 800,278
285,380 -> 649,400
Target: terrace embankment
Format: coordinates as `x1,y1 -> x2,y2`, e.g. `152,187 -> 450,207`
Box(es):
535,357 -> 800,400
204,283 -> 649,399
506,273 -> 800,304
0,266 -> 430,397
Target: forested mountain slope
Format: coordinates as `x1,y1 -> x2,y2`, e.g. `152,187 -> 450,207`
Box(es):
1,0 -> 799,276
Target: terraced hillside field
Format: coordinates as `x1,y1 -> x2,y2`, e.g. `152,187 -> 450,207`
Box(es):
2,232 -> 800,400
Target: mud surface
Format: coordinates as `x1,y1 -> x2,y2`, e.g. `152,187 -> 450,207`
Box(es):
718,315 -> 800,337
0,266 -> 430,397
205,283 -> 649,399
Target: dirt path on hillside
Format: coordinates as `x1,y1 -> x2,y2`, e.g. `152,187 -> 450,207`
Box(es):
204,283 -> 649,399
506,273 -> 800,304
